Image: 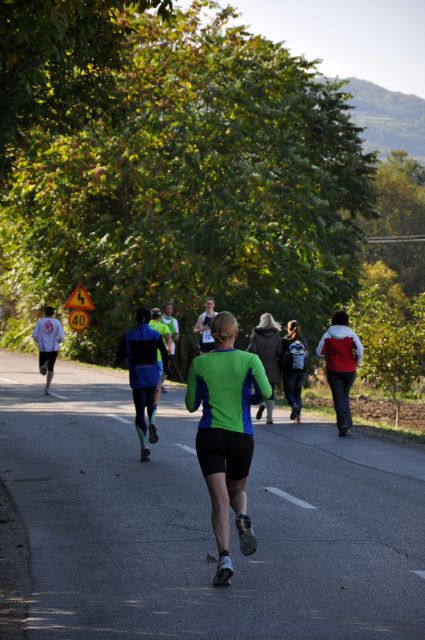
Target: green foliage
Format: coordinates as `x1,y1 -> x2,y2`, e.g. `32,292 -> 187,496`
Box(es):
348,284 -> 425,409
0,0 -> 173,177
0,2 -> 377,370
364,151 -> 425,296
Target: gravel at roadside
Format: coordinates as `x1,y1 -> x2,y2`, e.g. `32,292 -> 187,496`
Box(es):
0,478 -> 30,640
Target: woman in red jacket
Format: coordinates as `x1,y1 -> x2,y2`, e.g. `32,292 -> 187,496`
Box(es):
316,310 -> 363,437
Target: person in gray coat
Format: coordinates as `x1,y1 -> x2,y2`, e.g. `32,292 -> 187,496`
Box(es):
247,313 -> 283,423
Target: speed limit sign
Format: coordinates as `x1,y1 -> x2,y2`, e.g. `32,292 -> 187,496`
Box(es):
68,309 -> 91,332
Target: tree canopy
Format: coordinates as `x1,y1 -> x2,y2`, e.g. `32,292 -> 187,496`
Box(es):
0,0 -> 173,177
0,1 -> 377,369
364,151 -> 425,296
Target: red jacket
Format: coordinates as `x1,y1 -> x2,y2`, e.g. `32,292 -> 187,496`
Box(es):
316,325 -> 363,373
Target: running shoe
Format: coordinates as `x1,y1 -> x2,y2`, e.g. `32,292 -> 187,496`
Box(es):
296,416 -> 301,424
338,425 -> 348,437
290,405 -> 297,420
44,386 -> 50,396
256,404 -> 265,420
266,419 -> 273,424
140,447 -> 151,462
148,424 -> 159,444
40,364 -> 48,376
212,555 -> 233,587
235,514 -> 257,556
161,385 -> 167,393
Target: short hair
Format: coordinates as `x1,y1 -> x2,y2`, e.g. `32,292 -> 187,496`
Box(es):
205,297 -> 215,303
162,301 -> 174,312
211,311 -> 238,344
45,306 -> 55,316
332,309 -> 349,326
151,307 -> 162,319
136,307 -> 151,324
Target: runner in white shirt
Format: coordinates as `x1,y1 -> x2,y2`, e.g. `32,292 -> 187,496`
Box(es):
193,297 -> 218,354
32,306 -> 64,395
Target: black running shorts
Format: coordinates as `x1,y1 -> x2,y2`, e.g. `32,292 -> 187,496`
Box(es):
39,351 -> 58,372
196,428 -> 254,480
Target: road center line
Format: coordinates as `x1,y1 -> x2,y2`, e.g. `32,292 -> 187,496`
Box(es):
174,443 -> 197,455
264,486 -> 317,510
106,413 -> 133,425
0,377 -> 19,384
412,570 -> 425,581
48,392 -> 70,400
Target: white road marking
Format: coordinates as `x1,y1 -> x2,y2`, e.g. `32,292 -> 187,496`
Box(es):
48,392 -> 70,400
264,486 -> 317,510
0,377 -> 18,384
412,571 -> 425,581
174,443 -> 197,455
106,413 -> 133,425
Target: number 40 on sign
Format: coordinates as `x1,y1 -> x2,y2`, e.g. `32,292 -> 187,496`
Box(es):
68,309 -> 91,332
64,284 -> 95,332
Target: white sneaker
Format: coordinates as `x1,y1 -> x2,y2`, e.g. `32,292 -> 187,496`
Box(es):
235,514 -> 257,556
213,555 -> 233,586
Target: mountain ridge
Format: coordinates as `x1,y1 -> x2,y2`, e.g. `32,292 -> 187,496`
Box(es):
343,77 -> 425,164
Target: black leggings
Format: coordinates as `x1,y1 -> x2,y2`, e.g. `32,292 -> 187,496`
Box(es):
132,387 -> 157,435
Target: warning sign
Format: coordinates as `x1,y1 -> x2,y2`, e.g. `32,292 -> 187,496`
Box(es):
68,309 -> 91,332
64,284 -> 95,311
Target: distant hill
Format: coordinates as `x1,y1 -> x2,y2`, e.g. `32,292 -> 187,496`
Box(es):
343,78 -> 425,165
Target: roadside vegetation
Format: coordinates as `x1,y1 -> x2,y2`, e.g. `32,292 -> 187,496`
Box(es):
0,1 -> 424,434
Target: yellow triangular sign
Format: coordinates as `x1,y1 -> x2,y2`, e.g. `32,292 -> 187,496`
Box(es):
64,284 -> 95,310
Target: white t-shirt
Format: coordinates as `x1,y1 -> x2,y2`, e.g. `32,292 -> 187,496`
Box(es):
198,311 -> 217,345
161,315 -> 179,355
33,317 -> 64,352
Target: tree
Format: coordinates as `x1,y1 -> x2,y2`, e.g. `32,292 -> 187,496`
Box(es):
0,0 -> 173,177
0,2 -> 377,370
364,151 -> 425,296
348,286 -> 425,426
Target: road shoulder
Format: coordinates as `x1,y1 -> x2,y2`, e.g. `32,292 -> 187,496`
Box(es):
0,478 -> 30,640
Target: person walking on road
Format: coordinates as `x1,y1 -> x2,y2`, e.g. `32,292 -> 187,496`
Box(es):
193,297 -> 218,354
316,309 -> 363,437
32,306 -> 64,396
282,320 -> 308,423
185,311 -> 272,587
117,307 -> 170,462
246,313 -> 282,424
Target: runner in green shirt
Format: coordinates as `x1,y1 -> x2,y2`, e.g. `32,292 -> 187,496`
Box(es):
185,311 -> 272,587
149,308 -> 172,427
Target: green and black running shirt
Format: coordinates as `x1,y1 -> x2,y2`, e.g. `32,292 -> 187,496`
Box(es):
185,349 -> 272,435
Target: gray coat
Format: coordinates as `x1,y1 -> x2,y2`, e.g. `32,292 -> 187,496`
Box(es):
247,328 -> 283,385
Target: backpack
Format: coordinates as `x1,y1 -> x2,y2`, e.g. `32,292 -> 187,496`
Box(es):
286,340 -> 307,370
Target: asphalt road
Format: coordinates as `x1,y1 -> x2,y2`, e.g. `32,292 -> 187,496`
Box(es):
0,349 -> 424,640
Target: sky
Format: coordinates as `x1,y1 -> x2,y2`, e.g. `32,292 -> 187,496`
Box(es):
175,0 -> 425,100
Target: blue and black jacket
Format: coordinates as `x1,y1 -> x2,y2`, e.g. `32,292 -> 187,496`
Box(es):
117,323 -> 169,389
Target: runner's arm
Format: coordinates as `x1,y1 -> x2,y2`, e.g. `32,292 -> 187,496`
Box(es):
56,322 -> 65,344
250,354 -> 272,404
158,337 -> 170,374
185,361 -> 202,412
